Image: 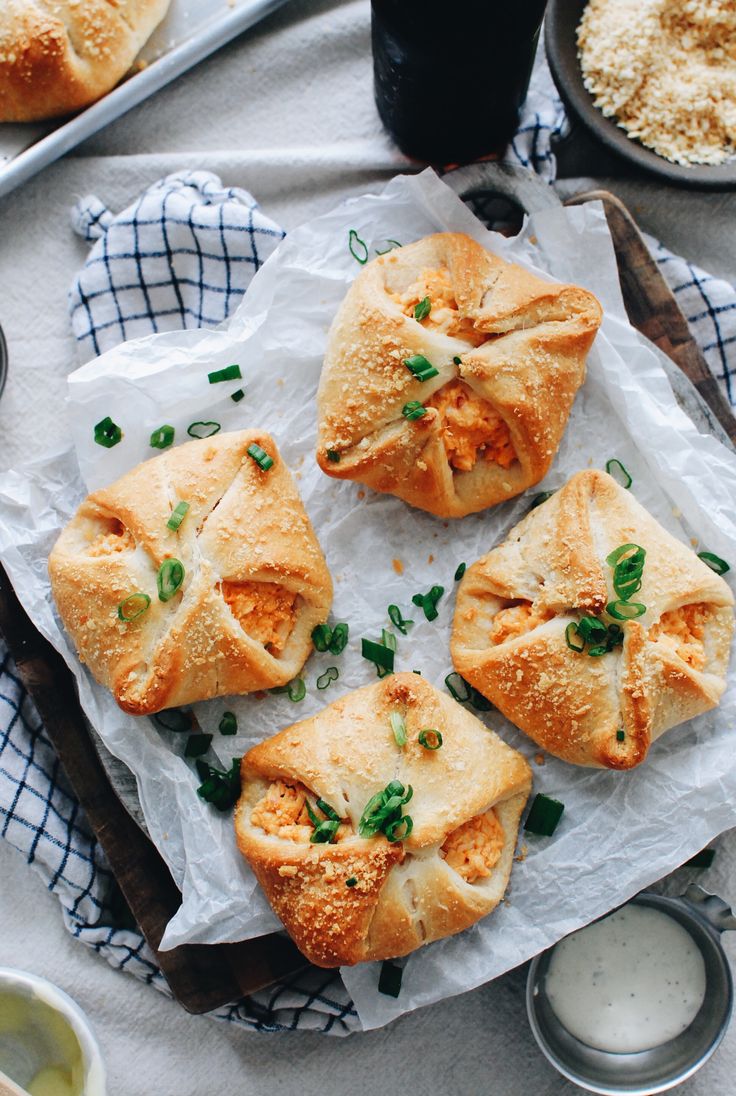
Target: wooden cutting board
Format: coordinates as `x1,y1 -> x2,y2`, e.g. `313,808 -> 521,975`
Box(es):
0,189 -> 732,1015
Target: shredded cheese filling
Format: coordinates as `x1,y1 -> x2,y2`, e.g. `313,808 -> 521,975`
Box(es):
490,601 -> 554,645
441,810 -> 505,883
649,602 -> 709,671
395,266 -> 486,346
425,379 -> 516,473
87,521 -> 133,556
220,581 -> 297,654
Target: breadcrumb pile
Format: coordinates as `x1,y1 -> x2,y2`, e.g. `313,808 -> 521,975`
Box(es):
577,0 -> 736,165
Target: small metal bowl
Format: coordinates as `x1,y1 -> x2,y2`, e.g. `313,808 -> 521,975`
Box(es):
527,886 -> 735,1095
0,320 -> 7,402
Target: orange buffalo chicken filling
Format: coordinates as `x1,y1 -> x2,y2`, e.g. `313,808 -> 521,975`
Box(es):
425,379 -> 516,473
221,581 -> 297,654
87,520 -> 134,556
250,780 -> 350,843
396,266 -> 486,346
490,601 -> 554,645
649,603 -> 709,671
441,810 -> 505,883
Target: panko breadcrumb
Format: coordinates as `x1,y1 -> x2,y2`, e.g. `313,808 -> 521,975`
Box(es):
577,0 -> 736,166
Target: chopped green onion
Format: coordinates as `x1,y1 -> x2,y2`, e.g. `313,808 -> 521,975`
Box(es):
94,416 -> 122,449
378,961 -> 403,997
404,354 -> 439,382
187,421 -> 221,439
185,733 -> 212,758
605,458 -> 632,489
316,799 -> 340,821
587,644 -> 608,657
150,424 -> 175,449
310,820 -> 341,844
270,677 -> 307,702
452,356 -> 462,365
565,622 -> 585,652
362,637 -> 395,676
390,711 -> 407,747
385,816 -> 413,842
317,666 -> 339,690
326,449 -> 341,463
685,848 -> 716,869
154,708 -> 191,733
616,729 -> 625,742
166,501 -> 190,531
524,793 -> 564,837
388,605 -> 413,635
329,622 -> 349,655
219,712 -> 237,736
348,229 -> 369,264
454,562 -> 466,582
117,592 -> 151,622
247,443 -> 274,471
529,490 -> 555,511
346,877 -> 358,887
208,363 -> 242,384
157,558 -> 184,602
414,297 -> 431,321
358,781 -> 412,839
606,600 -> 646,620
418,729 -> 442,750
374,239 -> 402,255
231,388 -> 245,403
698,551 -> 730,575
469,688 -> 493,712
196,757 -> 241,811
402,401 -> 427,421
412,585 -> 444,622
606,543 -> 643,567
577,616 -> 608,644
312,623 -> 332,652
445,672 -> 471,703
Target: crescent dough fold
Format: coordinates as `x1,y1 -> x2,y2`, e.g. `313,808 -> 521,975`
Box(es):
451,470 -> 734,769
48,431 -> 332,715
235,673 -> 532,967
316,232 -> 602,518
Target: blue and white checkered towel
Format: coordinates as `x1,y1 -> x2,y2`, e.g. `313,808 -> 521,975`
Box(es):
3,75 -> 736,1034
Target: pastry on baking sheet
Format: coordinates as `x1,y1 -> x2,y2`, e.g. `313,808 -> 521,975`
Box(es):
0,0 -> 171,122
316,232 -> 602,518
48,431 -> 332,715
451,470 -> 734,769
235,672 -> 532,967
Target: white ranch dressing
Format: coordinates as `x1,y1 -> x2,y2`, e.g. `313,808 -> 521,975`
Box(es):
545,905 -> 707,1053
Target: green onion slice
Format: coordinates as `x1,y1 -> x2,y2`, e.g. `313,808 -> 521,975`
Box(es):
316,798 -> 340,821
231,388 -> 245,403
374,239 -> 402,256
606,600 -> 646,620
219,711 -> 237,736
698,551 -> 730,575
454,562 -> 466,582
414,297 -> 431,321
452,356 -> 462,365
185,733 -> 212,758
390,711 -> 407,747
402,401 -> 427,421
348,229 -> 369,264
523,793 -> 565,837
404,354 -> 439,382
117,592 -> 151,622
418,729 -> 442,750
445,672 -> 471,703
362,637 -> 395,676
154,708 -> 191,733
616,729 -> 625,742
326,449 -> 341,463
587,644 -> 608,657
528,490 -> 555,511
246,443 -> 274,471
187,421 -> 221,439
310,820 -> 340,844
150,424 -> 175,449
685,848 -> 716,869
312,623 -> 332,652
346,877 -> 358,887
565,622 -> 585,652
287,678 -> 306,702
329,622 -> 349,655
166,501 -> 190,531
208,363 -> 242,384
388,604 -> 413,635
358,780 -> 412,838
157,558 -> 184,602
94,416 -> 122,449
317,666 -> 339,690
196,757 -> 241,811
385,815 -> 413,842
605,458 -> 633,489
412,585 -> 444,622
378,961 -> 403,997
469,688 -> 493,712
577,616 -> 608,644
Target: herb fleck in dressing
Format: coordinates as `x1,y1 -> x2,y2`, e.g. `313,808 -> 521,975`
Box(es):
545,905 -> 706,1053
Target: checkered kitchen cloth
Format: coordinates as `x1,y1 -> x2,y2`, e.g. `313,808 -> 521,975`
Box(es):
3,61 -> 736,1034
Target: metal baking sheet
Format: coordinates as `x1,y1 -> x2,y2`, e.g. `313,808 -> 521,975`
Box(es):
0,0 -> 291,201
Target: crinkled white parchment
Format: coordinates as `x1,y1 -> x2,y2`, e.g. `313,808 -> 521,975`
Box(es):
1,170 -> 735,1031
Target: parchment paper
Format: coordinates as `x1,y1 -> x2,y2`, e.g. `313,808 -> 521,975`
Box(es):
1,170 -> 735,1031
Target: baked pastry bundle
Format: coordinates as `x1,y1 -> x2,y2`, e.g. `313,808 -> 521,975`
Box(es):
48,430 -> 332,715
235,673 -> 532,967
316,232 -> 602,518
0,0 -> 171,122
452,470 -> 734,769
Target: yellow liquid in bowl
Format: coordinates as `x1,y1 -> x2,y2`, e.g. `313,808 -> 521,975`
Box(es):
0,990 -> 84,1096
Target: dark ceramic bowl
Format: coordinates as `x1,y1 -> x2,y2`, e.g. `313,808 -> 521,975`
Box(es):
544,0 -> 736,189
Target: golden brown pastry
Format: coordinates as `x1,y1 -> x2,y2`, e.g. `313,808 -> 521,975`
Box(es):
235,673 -> 531,967
48,430 -> 332,715
0,0 -> 171,122
316,232 -> 602,518
452,470 -> 734,769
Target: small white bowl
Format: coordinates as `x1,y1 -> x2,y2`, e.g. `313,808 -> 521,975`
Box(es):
0,968 -> 106,1096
